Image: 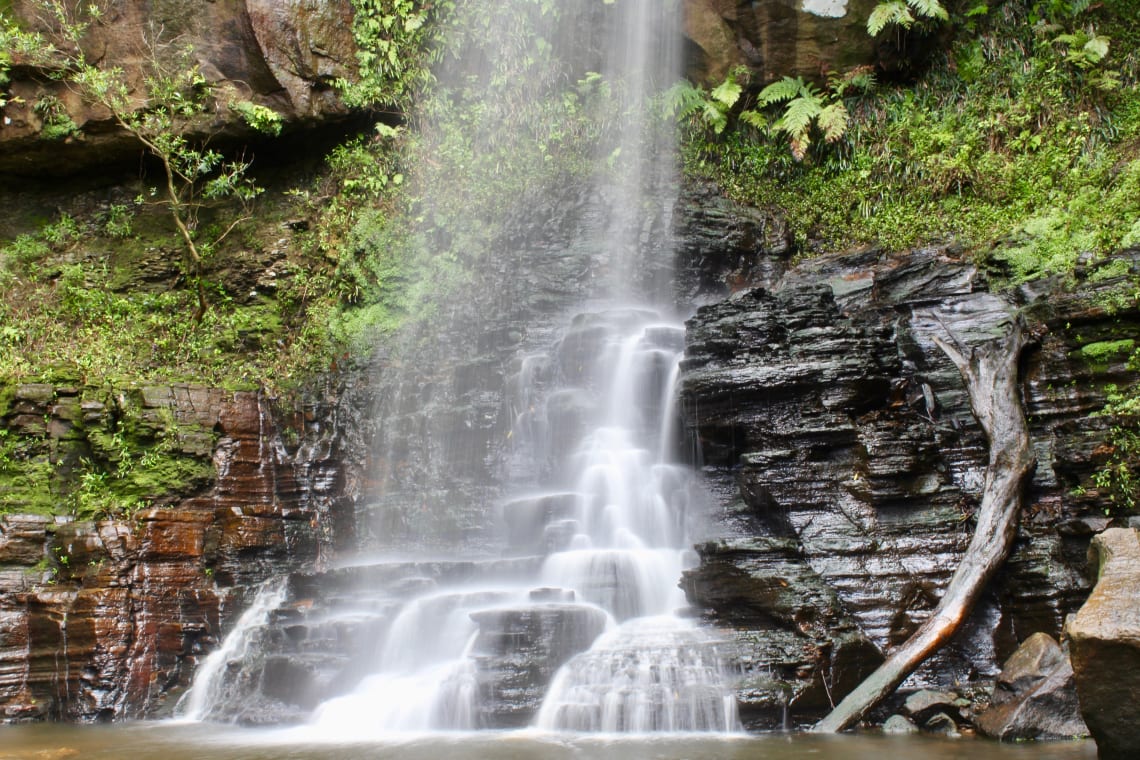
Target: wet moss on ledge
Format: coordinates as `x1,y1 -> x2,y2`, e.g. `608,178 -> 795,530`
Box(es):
0,380 -> 216,519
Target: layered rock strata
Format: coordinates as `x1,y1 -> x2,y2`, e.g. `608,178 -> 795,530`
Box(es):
0,376 -> 371,721
674,196 -> 1140,729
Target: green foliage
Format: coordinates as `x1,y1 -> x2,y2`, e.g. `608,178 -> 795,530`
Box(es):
867,0 -> 948,37
1090,357 -> 1140,516
0,383 -> 215,519
18,0 -> 267,321
100,204 -> 135,239
338,0 -> 452,110
664,68 -> 748,135
1080,339 -> 1136,364
32,94 -> 79,140
686,2 -> 1140,261
756,76 -> 851,160
230,100 -> 285,136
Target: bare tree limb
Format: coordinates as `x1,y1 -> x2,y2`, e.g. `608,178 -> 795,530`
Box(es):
812,318 -> 1035,733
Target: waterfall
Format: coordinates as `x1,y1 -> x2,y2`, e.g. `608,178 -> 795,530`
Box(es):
182,0 -> 739,735
176,580 -> 288,722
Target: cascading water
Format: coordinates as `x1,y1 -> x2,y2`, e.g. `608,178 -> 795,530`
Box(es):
180,0 -> 739,735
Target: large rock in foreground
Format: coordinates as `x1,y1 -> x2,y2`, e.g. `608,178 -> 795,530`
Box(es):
975,632 -> 1088,741
1068,528 -> 1140,759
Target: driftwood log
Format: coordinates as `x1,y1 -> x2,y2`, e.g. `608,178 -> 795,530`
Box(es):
813,319 -> 1035,733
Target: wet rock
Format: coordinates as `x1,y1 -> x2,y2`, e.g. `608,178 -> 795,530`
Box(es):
682,535 -> 882,728
883,713 -> 919,734
902,689 -> 962,724
975,632 -> 1088,742
470,603 -> 608,727
924,712 -> 962,738
0,515 -> 49,565
1068,528 -> 1140,759
0,375 -> 374,721
682,0 -> 882,84
676,244 -> 1136,729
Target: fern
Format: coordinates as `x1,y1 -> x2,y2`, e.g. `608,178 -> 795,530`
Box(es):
662,81 -> 707,120
775,95 -> 823,140
702,101 -> 729,134
710,77 -> 742,108
757,76 -> 807,108
817,102 -> 850,144
739,109 -> 767,130
910,0 -> 949,21
867,1 -> 913,36
866,0 -> 947,36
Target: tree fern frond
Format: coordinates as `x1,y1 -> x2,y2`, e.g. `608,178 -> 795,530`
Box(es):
1083,35 -> 1109,63
710,76 -> 742,108
739,109 -> 767,130
790,134 -> 810,162
774,95 -> 822,139
757,76 -> 806,107
702,102 -> 728,134
909,0 -> 949,22
867,1 -> 913,36
662,81 -> 704,119
817,101 -> 849,143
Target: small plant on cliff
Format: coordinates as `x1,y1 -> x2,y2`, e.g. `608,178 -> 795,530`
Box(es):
11,1 -> 281,322
338,0 -> 452,111
754,75 -> 857,161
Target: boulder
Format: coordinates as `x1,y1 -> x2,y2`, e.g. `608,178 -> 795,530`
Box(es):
0,0 -> 359,175
901,689 -> 961,724
975,632 -> 1088,742
882,713 -> 919,734
1068,528 -> 1140,759
682,0 -> 881,84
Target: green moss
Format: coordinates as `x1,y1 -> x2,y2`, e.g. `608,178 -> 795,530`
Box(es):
1,380 -> 217,519
1080,339 -> 1137,363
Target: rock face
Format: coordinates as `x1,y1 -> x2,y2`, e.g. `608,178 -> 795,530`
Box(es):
975,632 -> 1088,741
471,602 -> 609,726
1068,528 -> 1140,759
0,0 -> 360,175
682,0 -> 880,84
674,187 -> 1140,729
0,376 -> 372,721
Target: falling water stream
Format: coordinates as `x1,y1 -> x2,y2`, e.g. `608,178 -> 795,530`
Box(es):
171,0 -> 745,738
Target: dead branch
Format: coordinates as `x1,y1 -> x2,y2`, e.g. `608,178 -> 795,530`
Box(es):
812,318 -> 1035,733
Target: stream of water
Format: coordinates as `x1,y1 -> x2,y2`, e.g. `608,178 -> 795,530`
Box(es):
170,0 -> 747,737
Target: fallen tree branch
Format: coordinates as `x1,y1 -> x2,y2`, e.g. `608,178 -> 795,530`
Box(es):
812,318 -> 1035,733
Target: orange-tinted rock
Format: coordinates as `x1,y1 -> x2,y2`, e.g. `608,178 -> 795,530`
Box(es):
0,378 -> 371,721
1068,528 -> 1140,760
683,0 -> 880,85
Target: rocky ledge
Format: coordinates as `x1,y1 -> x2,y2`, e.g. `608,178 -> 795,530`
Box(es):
674,197 -> 1140,730
1,0 -> 360,175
